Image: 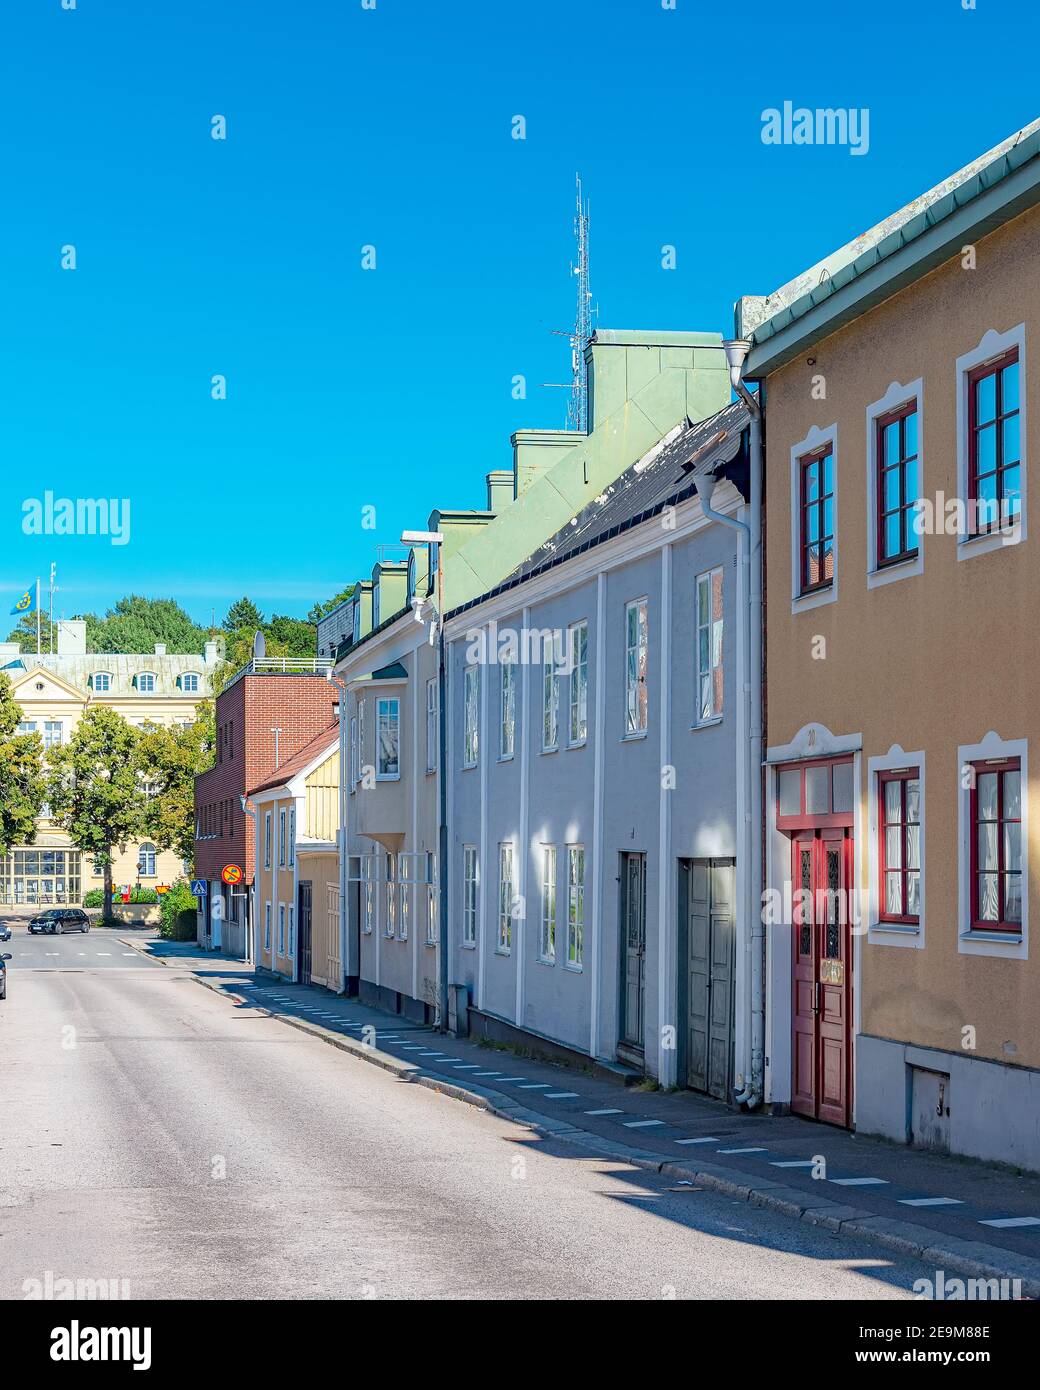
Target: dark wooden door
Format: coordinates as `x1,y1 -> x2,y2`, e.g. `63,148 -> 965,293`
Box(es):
619,853 -> 646,1055
791,830 -> 852,1126
298,881 -> 312,985
683,859 -> 735,1099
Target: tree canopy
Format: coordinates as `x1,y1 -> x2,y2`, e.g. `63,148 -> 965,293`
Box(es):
0,673 -> 47,854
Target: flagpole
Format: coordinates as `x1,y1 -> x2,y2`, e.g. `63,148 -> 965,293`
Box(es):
36,578 -> 40,656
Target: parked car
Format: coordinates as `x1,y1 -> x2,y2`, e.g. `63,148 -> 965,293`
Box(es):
0,952 -> 10,1000
0,924 -> 10,942
28,908 -> 90,935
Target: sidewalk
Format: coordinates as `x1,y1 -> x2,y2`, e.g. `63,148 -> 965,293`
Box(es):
126,938 -> 1040,1296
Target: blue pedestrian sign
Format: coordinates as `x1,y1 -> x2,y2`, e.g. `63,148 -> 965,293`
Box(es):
190,879 -> 208,896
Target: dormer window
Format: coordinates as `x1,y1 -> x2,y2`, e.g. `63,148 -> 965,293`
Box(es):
352,604 -> 361,644
373,585 -> 381,629
92,672 -> 112,693
178,673 -> 200,693
135,672 -> 157,693
407,551 -> 416,605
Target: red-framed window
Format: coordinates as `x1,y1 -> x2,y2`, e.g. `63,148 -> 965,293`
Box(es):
878,768 -> 920,924
876,401 -> 919,566
970,759 -> 1022,931
776,755 -> 855,831
968,350 -> 1020,535
799,446 -> 835,594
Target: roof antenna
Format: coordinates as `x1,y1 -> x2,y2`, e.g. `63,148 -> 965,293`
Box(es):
567,174 -> 593,434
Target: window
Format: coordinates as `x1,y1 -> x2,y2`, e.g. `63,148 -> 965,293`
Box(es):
180,673 -> 200,693
876,402 -> 919,566
264,902 -> 271,951
426,678 -> 438,772
567,845 -> 585,967
624,599 -> 648,736
278,809 -> 286,866
385,852 -> 396,936
357,699 -> 366,779
278,903 -> 286,955
376,698 -> 401,778
399,867 -> 410,941
463,665 -> 479,767
136,672 -> 156,693
17,720 -> 37,735
425,851 -> 438,945
799,447 -> 835,593
288,905 -> 295,957
971,760 -> 1022,931
539,846 -> 557,963
542,651 -> 560,751
569,621 -> 588,745
879,769 -> 921,923
42,720 -> 63,749
695,569 -> 724,723
500,660 -> 516,758
363,875 -> 375,934
968,350 -> 1020,535
498,842 -> 514,952
349,716 -> 358,787
92,672 -> 112,692
288,806 -> 295,867
138,843 -> 157,877
776,756 -> 855,830
264,812 -> 272,869
462,846 -> 478,947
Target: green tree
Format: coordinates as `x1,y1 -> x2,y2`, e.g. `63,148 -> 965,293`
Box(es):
5,610 -> 59,654
265,613 -> 317,656
46,707 -> 145,919
86,596 -> 208,655
223,597 -> 265,631
0,673 -> 47,853
307,587 -> 353,624
135,701 -> 216,865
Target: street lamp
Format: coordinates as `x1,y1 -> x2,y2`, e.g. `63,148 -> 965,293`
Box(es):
400,528 -> 449,1031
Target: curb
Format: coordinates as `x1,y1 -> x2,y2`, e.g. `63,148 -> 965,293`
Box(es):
189,971 -> 1040,1298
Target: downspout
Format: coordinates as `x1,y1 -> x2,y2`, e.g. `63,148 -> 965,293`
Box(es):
722,339 -> 764,1110
328,671 -> 350,993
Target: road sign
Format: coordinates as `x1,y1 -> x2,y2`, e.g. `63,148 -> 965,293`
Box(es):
221,864 -> 243,886
190,879 -> 207,896
155,884 -> 170,895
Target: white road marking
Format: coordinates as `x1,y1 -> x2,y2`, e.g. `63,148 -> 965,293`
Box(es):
674,1137 -> 721,1145
544,1092 -> 579,1099
624,1119 -> 665,1129
518,1083 -> 550,1089
830,1177 -> 889,1187
495,1077 -> 529,1084
979,1216 -> 1040,1228
770,1159 -> 817,1168
584,1108 -> 622,1116
718,1146 -> 768,1154
96,953 -> 112,957
898,1197 -> 964,1207
472,1071 -> 502,1077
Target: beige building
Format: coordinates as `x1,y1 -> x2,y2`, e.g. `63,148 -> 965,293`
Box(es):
0,619 -> 219,906
738,119 -> 1040,1167
250,725 -> 340,984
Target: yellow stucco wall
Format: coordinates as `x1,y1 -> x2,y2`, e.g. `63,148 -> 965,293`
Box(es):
764,202 -> 1040,1069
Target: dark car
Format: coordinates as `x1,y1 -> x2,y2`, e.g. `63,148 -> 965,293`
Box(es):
0,924 -> 10,942
0,951 -> 10,1000
28,908 -> 90,935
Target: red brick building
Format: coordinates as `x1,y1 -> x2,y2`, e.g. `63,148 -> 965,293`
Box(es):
194,662 -> 338,952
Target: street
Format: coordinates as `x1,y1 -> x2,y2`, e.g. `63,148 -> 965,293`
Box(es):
0,929 -> 935,1301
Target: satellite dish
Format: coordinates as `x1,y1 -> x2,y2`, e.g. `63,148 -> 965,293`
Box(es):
252,630 -> 266,660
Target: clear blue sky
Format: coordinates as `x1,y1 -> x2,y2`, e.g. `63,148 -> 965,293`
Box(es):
1,0 -> 1036,626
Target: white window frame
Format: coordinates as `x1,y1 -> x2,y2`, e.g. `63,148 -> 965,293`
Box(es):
867,746 -> 925,949
539,845 -> 557,964
957,732 -> 1028,960
357,699 -> 365,781
376,697 -> 401,780
789,421 -> 839,614
542,650 -> 560,752
624,598 -> 649,738
138,843 -> 157,877
462,845 -> 478,948
694,567 -> 724,725
349,715 -> 358,789
362,866 -> 375,935
568,620 -> 588,746
92,672 -> 112,692
956,323 -> 1027,562
264,812 -> 272,869
278,809 -> 286,866
425,851 -> 438,946
264,901 -> 271,951
288,805 -> 295,868
385,851 -> 396,937
497,842 -> 514,954
288,904 -> 295,958
137,671 -> 157,694
866,378 -> 925,589
463,665 -> 479,768
566,844 -> 585,969
500,660 -> 516,759
180,673 -> 201,693
278,903 -> 286,956
426,678 -> 438,773
43,720 -> 63,750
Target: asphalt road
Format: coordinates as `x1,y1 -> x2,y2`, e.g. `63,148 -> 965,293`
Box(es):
0,917 -> 161,972
0,957 -> 938,1300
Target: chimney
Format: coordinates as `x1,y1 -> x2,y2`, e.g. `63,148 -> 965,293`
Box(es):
486,470 -> 514,512
204,640 -> 220,664
154,642 -> 167,657
511,430 -> 581,498
56,620 -> 87,656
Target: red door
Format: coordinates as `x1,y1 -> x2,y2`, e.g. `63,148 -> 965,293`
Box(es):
791,830 -> 853,1127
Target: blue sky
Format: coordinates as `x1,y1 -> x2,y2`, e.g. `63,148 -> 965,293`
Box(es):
1,0 -> 1036,626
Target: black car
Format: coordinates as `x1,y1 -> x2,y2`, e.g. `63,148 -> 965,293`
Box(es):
0,924 -> 10,942
0,951 -> 10,1000
28,908 -> 90,935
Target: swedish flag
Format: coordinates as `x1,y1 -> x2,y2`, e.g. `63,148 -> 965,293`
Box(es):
10,583 -> 36,616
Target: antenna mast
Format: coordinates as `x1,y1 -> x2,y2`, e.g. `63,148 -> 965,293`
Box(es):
567,174 -> 592,433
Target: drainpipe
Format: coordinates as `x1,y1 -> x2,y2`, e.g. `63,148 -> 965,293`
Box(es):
721,338 -> 764,1110
328,671 -> 350,994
